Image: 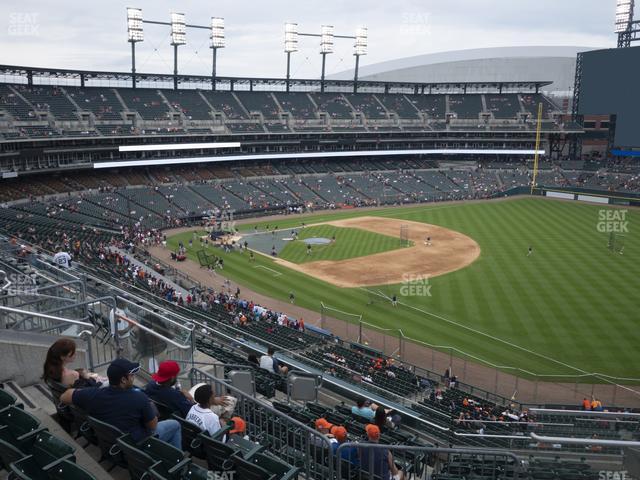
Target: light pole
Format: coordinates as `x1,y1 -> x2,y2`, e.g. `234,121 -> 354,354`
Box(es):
353,27 -> 367,93
127,7 -> 144,89
170,12 -> 186,90
210,17 -> 225,90
320,25 -> 334,93
284,23 -> 298,92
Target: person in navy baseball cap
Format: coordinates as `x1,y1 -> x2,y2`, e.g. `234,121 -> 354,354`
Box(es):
107,358 -> 140,386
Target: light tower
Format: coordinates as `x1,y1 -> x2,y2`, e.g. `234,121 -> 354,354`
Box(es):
170,12 -> 186,89
353,27 -> 367,93
127,7 -> 144,88
210,17 -> 225,90
284,23 -> 298,92
320,25 -> 334,92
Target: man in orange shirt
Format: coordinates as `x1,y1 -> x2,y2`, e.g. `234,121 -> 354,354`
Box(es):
582,398 -> 591,410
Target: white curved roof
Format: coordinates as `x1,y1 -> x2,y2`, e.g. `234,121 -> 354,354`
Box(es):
331,46 -> 596,95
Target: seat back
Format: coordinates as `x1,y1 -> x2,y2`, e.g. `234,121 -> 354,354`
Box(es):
46,459 -> 97,480
31,430 -> 75,467
0,388 -> 17,410
0,406 -> 43,447
151,400 -> 174,421
200,433 -> 237,472
136,435 -> 187,471
86,416 -> 124,464
171,414 -> 204,458
0,435 -> 25,470
234,455 -> 275,480
149,461 -> 210,480
116,434 -> 157,480
8,454 -> 51,480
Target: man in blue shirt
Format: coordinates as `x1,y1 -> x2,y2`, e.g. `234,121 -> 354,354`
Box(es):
60,358 -> 182,448
144,360 -> 194,418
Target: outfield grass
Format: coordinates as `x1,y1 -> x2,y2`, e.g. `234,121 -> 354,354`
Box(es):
278,224 -> 405,264
168,198 -> 640,380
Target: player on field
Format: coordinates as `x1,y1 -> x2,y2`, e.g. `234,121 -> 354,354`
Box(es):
527,245 -> 533,257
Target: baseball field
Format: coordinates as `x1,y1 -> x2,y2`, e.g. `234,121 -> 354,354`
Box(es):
167,197 -> 640,381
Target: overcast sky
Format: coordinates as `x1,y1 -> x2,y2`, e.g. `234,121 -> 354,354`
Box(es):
0,1 -> 619,79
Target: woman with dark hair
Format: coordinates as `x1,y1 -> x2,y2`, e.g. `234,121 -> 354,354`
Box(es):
43,339 -> 104,388
42,338 -> 80,387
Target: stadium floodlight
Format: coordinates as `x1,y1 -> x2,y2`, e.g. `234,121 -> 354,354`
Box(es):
210,17 -> 225,48
320,25 -> 334,92
320,24 -> 334,53
210,17 -> 225,90
127,7 -> 143,89
284,22 -> 298,53
615,0 -> 633,32
170,12 -> 186,45
170,12 -> 186,89
284,22 -> 298,92
127,7 -> 144,42
353,26 -> 367,92
354,26 -> 368,56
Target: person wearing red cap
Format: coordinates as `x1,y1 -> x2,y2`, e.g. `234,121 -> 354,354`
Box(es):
359,424 -> 405,480
144,360 -> 195,417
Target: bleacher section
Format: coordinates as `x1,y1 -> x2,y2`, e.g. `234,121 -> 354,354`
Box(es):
0,83 -> 581,141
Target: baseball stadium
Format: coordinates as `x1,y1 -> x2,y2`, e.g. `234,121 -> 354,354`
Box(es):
0,2 -> 640,480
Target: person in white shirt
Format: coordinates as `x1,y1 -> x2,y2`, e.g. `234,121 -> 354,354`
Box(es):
53,251 -> 72,269
185,384 -> 222,436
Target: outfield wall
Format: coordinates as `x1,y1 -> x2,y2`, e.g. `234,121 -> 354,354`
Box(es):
498,186 -> 640,207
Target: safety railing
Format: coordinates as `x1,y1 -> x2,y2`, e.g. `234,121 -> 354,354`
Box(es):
189,367 -> 335,480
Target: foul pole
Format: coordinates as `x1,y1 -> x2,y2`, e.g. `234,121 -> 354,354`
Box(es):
530,102 -> 543,195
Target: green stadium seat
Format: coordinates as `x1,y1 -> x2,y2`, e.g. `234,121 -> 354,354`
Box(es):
171,414 -> 205,458
86,416 -> 126,470
148,461 -> 210,480
116,435 -> 160,480
199,433 -> 240,472
234,452 -> 300,480
46,459 -> 97,480
0,388 -> 17,410
136,434 -> 189,471
0,436 -> 24,470
30,430 -> 76,466
0,406 -> 47,450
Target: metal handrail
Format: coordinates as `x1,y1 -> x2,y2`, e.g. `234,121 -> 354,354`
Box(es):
530,433 -> 640,447
0,305 -> 95,329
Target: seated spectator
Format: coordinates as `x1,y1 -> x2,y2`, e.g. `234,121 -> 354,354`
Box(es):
144,360 -> 194,417
330,425 -> 359,465
247,353 -> 260,367
260,347 -> 289,374
185,384 -> 222,436
359,424 -> 405,480
42,338 -> 104,388
313,418 -> 337,447
60,358 -> 182,449
351,397 -> 377,421
188,382 -> 237,421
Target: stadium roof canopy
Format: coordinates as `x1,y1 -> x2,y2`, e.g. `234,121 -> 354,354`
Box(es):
330,46 -> 597,96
